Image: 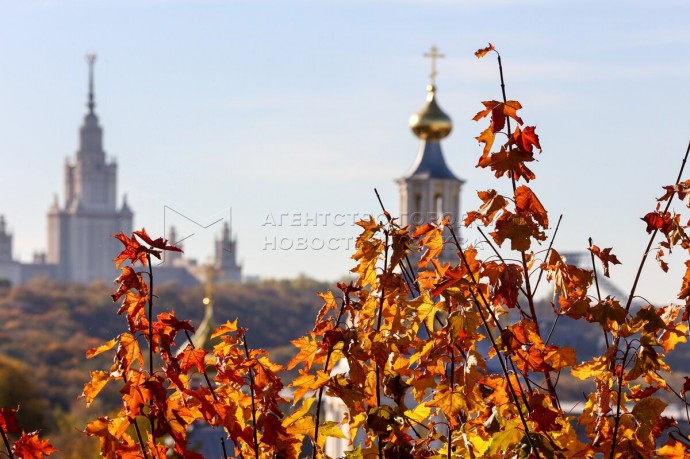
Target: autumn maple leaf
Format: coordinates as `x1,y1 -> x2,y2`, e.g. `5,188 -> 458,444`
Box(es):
588,245 -> 621,278
478,146 -> 536,182
113,232 -> 148,268
134,227 -> 183,253
511,125 -> 541,154
0,407 -> 20,434
11,431 -> 57,459
473,100 -> 523,134
475,43 -> 495,58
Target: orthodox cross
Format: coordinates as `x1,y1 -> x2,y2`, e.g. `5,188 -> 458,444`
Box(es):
423,45 -> 444,86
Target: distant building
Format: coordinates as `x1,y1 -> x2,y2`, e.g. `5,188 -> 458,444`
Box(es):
397,45 -> 463,266
0,55 -> 242,286
214,222 -> 242,282
46,54 -> 133,283
324,46 -> 463,457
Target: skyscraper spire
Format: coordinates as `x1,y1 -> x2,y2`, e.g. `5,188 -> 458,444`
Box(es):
86,53 -> 96,114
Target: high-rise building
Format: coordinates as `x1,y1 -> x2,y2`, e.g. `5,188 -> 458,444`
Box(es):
46,54 -> 134,283
0,55 -> 241,286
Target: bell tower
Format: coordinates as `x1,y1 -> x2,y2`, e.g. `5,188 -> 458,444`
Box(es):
397,46 -> 464,265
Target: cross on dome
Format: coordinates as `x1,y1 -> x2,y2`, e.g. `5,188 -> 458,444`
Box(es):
423,45 -> 444,86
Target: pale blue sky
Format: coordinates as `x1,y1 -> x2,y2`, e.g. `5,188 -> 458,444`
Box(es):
0,0 -> 688,303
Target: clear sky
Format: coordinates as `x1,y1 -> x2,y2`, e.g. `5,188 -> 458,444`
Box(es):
0,0 -> 688,303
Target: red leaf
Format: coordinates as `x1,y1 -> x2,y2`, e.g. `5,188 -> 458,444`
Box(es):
512,125 -> 541,154
113,232 -> 148,268
475,43 -> 495,58
642,211 -> 671,234
11,431 -> 57,459
588,245 -> 621,278
134,227 -> 183,253
681,376 -> 690,396
0,407 -> 20,434
177,346 -> 208,374
515,185 -> 549,229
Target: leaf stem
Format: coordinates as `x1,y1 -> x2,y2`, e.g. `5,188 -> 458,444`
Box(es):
146,252 -> 156,440
448,227 -> 541,458
532,214 -> 563,293
609,342 -> 633,459
624,139 -> 690,313
121,366 -> 151,459
447,346 -> 455,459
242,336 -> 260,459
0,423 -> 14,459
313,296 -> 348,459
588,238 -> 610,348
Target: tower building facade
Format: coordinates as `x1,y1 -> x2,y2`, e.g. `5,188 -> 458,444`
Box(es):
397,46 -> 463,265
47,54 -> 133,283
214,222 -> 242,282
0,54 -> 244,286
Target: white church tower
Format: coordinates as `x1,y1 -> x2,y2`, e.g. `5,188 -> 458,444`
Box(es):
47,54 -> 133,283
397,46 -> 463,265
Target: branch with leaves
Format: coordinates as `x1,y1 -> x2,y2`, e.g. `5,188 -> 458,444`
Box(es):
77,44 -> 690,459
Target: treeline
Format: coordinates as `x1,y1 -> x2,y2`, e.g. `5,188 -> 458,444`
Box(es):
0,276 -> 330,436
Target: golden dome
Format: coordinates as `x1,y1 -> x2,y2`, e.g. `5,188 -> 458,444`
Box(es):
409,84 -> 452,141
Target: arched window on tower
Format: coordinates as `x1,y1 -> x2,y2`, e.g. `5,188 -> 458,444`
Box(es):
413,193 -> 423,225
434,194 -> 443,221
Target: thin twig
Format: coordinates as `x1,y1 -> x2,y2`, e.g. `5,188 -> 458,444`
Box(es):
313,296 -> 348,459
145,253 -> 156,442
610,342 -> 633,459
448,226 -> 541,458
625,139 -> 690,313
221,437 -> 229,459
242,337 -> 260,459
447,347 -> 455,459
588,238 -> 610,348
476,227 -> 529,300
121,366 -> 151,459
375,228 -> 390,459
609,140 -> 690,456
0,424 -> 14,459
533,214 -> 563,293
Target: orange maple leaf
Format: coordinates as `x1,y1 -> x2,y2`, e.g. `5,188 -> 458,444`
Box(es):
511,125 -> 541,154
478,146 -> 536,182
588,245 -> 621,278
515,185 -> 549,229
113,232 -> 148,268
473,100 -> 523,133
475,43 -> 495,58
464,189 -> 508,227
11,431 -> 57,459
134,227 -> 183,253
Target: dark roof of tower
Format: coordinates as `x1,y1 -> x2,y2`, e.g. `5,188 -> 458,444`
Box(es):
402,140 -> 461,181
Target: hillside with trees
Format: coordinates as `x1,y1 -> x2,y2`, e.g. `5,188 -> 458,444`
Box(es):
0,277 -> 329,437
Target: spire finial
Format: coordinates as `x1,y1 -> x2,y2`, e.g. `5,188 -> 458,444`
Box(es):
423,45 -> 444,86
86,53 -> 97,114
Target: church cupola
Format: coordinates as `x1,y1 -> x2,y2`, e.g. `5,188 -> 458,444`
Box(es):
409,84 -> 452,141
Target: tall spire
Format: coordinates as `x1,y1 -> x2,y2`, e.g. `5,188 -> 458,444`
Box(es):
86,53 -> 96,114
